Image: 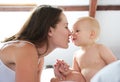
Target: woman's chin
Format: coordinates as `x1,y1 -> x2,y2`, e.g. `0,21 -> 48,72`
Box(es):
61,44 -> 69,49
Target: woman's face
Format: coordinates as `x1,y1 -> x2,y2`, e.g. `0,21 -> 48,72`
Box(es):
48,12 -> 71,48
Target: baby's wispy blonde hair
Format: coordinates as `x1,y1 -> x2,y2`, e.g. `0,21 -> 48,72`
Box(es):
77,16 -> 100,40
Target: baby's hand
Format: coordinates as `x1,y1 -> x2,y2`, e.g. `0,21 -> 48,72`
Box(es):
54,59 -> 65,80
59,60 -> 70,76
56,59 -> 71,76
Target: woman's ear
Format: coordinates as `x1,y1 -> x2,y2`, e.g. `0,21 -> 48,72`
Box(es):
48,27 -> 54,36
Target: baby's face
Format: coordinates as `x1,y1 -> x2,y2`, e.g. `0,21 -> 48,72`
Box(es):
71,20 -> 92,46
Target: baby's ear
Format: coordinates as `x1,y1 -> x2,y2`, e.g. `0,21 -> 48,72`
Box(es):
90,30 -> 96,39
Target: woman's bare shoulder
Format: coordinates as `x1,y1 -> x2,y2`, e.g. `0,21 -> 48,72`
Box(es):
1,40 -> 38,59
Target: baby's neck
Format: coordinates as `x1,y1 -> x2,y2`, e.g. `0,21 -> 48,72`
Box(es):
81,42 -> 96,50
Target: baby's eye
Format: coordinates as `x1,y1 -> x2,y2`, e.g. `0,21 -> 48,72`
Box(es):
76,30 -> 80,32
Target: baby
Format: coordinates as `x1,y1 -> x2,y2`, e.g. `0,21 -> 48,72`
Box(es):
51,17 -> 117,82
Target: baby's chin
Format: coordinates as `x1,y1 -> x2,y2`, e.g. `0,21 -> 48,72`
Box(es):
73,43 -> 80,46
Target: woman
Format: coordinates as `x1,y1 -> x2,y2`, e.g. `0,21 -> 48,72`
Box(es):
0,5 -> 71,82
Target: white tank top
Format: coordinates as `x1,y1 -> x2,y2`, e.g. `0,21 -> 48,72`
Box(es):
0,59 -> 15,82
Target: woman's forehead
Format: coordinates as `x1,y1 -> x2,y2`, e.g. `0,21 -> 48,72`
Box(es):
59,13 -> 68,22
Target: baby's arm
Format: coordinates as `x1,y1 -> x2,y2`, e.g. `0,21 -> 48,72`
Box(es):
72,54 -> 86,82
99,44 -> 117,64
72,54 -> 81,72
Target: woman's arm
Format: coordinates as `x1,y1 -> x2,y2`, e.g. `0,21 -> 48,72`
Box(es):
15,43 -> 39,82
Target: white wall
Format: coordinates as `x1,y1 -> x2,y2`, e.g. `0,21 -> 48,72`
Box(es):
98,0 -> 120,5
96,11 -> 120,59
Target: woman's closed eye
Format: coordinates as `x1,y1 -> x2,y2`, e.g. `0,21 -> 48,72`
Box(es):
65,26 -> 68,29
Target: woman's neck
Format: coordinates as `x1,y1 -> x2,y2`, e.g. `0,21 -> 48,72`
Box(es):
37,44 -> 56,57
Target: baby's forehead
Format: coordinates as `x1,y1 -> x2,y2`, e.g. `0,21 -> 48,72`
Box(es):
76,19 -> 95,27
73,20 -> 89,27
72,25 -> 80,30
77,19 -> 91,24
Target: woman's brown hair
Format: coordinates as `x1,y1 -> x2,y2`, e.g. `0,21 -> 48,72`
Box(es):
3,5 -> 63,56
